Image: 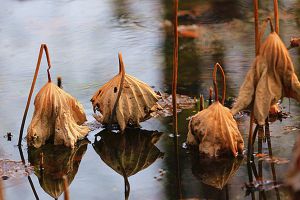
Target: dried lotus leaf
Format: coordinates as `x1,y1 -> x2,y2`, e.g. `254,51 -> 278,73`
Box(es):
187,63 -> 244,157
187,102 -> 244,157
91,53 -> 161,131
232,22 -> 300,125
27,82 -> 90,148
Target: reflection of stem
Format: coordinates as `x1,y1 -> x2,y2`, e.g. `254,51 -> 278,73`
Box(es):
258,126 -> 263,180
118,158 -> 130,200
172,0 -> 179,134
18,146 -> 40,200
18,44 -> 52,146
247,113 -> 255,163
265,122 -> 280,200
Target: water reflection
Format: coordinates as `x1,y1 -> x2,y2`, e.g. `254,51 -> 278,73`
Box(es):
92,128 -> 164,200
27,139 -> 88,199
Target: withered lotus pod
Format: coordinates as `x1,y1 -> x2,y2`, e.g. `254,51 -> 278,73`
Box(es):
187,63 -> 244,157
231,19 -> 300,125
26,44 -> 89,148
93,128 -> 164,199
91,53 -> 161,131
28,139 -> 88,199
192,156 -> 243,190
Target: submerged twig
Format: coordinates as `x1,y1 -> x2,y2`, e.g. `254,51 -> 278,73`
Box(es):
18,44 -> 52,146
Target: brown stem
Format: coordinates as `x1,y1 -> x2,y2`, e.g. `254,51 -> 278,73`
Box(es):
63,176 -> 70,200
172,0 -> 179,134
199,94 -> 204,111
254,0 -> 259,55
212,63 -> 226,105
118,52 -> 125,76
18,44 -> 52,146
110,52 -> 126,129
273,0 -> 279,34
0,177 -> 3,200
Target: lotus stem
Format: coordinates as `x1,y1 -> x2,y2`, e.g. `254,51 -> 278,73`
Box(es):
109,53 -> 126,128
18,44 -> 52,146
209,87 -> 213,105
273,0 -> 279,34
253,0 -> 259,55
118,52 -> 125,76
199,94 -> 204,111
172,0 -> 179,134
63,176 -> 70,200
0,178 -> 4,200
212,63 -> 226,105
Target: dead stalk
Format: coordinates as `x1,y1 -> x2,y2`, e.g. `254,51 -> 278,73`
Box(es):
172,0 -> 179,134
273,0 -> 279,34
212,63 -> 226,105
254,0 -> 259,55
18,44 -> 52,146
63,176 -> 70,200
109,52 -> 126,128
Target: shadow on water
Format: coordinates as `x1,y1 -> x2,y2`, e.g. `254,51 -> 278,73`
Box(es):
92,128 -> 164,200
26,139 -> 88,199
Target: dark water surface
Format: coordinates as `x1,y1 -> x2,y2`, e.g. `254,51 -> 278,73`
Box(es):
1,0 -> 300,199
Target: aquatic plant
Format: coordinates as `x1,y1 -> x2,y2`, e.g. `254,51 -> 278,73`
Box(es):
187,63 -> 244,157
91,53 -> 161,131
25,44 -> 89,148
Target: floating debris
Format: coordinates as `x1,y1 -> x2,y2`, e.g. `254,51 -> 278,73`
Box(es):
257,155 -> 289,165
244,179 -> 283,195
0,159 -> 33,180
154,93 -> 197,117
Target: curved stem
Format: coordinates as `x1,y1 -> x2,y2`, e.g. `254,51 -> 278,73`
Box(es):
18,44 -> 52,146
212,63 -> 226,105
110,52 -> 126,129
273,0 -> 279,34
118,52 -> 125,76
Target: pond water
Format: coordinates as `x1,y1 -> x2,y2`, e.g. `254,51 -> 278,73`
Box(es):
1,0 -> 300,199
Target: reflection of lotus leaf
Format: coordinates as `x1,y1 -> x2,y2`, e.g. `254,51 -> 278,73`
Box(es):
93,128 -> 163,177
28,139 -> 88,199
192,157 -> 243,190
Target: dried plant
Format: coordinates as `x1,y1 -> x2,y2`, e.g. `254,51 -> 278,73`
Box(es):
231,19 -> 300,125
26,44 -> 89,148
91,53 -> 161,131
187,63 -> 244,157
